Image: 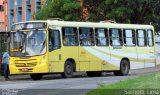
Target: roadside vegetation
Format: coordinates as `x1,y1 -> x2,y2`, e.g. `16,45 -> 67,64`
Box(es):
87,73 -> 160,95
35,0 -> 160,31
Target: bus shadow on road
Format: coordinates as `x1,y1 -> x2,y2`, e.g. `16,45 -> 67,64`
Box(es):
42,72 -> 114,80
8,72 -> 115,81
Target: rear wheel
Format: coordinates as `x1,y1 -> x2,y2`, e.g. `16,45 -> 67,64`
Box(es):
61,61 -> 74,78
114,60 -> 130,76
86,72 -> 102,77
30,74 -> 43,80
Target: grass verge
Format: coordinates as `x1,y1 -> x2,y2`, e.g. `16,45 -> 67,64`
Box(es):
87,73 -> 160,95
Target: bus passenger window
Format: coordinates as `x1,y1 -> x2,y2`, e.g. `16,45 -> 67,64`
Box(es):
62,27 -> 78,46
49,29 -> 61,51
63,37 -> 69,45
137,30 -> 147,46
110,29 -> 122,46
147,30 -> 154,46
123,29 -> 136,46
95,28 -> 108,46
79,28 -> 94,46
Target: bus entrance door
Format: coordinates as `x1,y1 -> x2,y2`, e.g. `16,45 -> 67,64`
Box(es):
48,29 -> 61,72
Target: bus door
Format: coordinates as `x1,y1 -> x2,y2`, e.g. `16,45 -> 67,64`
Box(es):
94,28 -> 110,71
145,30 -> 156,67
0,32 -> 10,75
61,27 -> 79,72
136,30 -> 155,68
48,28 -> 61,72
78,28 -> 92,71
122,29 -> 137,69
109,29 -> 124,70
137,29 -> 156,67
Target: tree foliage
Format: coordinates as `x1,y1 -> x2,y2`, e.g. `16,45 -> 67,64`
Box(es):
35,0 -> 81,21
83,0 -> 160,31
84,0 -> 160,23
36,0 -> 160,31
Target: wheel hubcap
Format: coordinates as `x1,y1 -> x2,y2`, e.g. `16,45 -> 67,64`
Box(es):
66,65 -> 72,74
122,62 -> 128,73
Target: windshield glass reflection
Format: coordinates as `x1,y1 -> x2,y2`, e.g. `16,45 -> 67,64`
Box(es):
10,30 -> 46,56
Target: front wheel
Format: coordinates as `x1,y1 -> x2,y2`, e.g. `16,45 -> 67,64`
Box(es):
30,74 -> 43,80
61,61 -> 74,78
114,60 -> 130,76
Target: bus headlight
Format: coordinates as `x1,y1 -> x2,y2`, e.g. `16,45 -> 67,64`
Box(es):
41,59 -> 45,64
40,55 -> 46,64
9,61 -> 12,64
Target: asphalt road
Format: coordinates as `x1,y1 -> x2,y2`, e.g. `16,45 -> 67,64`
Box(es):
0,66 -> 159,95
0,65 -> 160,95
0,44 -> 159,95
0,73 -> 138,95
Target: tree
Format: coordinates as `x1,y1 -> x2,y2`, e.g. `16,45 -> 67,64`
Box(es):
35,0 -> 81,21
36,0 -> 160,31
83,0 -> 160,31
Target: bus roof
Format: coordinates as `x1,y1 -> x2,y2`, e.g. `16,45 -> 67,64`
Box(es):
13,20 -> 154,30
49,21 -> 154,29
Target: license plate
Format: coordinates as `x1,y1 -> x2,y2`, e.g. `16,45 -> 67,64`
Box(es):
21,68 -> 29,72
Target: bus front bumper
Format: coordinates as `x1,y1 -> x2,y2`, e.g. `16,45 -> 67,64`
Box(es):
9,63 -> 49,74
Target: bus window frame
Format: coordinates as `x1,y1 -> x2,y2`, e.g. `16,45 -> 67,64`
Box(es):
123,29 -> 136,47
79,27 -> 95,46
48,29 -> 61,52
109,28 -> 123,46
62,27 -> 79,47
95,28 -> 109,46
136,29 -> 147,47
147,29 -> 154,47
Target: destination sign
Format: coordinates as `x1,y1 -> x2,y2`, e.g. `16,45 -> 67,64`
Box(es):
11,22 -> 47,31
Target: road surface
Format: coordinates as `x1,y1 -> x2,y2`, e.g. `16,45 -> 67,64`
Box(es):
0,44 -> 159,95
0,65 -> 160,95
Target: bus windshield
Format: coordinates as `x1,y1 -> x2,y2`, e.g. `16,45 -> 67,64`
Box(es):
10,30 -> 46,56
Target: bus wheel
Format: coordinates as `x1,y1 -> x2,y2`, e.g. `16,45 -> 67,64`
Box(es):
87,72 -> 102,77
30,74 -> 43,80
114,60 -> 130,76
61,61 -> 73,78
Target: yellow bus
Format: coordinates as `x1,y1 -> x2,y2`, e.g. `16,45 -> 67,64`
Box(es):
9,19 -> 156,80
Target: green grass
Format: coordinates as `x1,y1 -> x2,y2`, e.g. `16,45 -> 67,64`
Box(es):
87,73 -> 160,95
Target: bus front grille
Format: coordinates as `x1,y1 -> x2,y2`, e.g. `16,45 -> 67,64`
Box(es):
15,62 -> 37,67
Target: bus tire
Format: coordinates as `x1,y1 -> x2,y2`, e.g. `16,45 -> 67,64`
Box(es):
114,60 -> 130,76
61,61 -> 73,78
113,71 -> 120,76
30,74 -> 43,80
86,72 -> 102,77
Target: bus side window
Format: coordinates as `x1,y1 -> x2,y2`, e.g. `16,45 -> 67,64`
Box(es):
95,28 -> 109,46
49,29 -> 61,51
137,30 -> 147,46
62,27 -> 78,46
123,29 -> 136,46
109,29 -> 122,46
147,30 -> 154,46
79,27 -> 94,46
